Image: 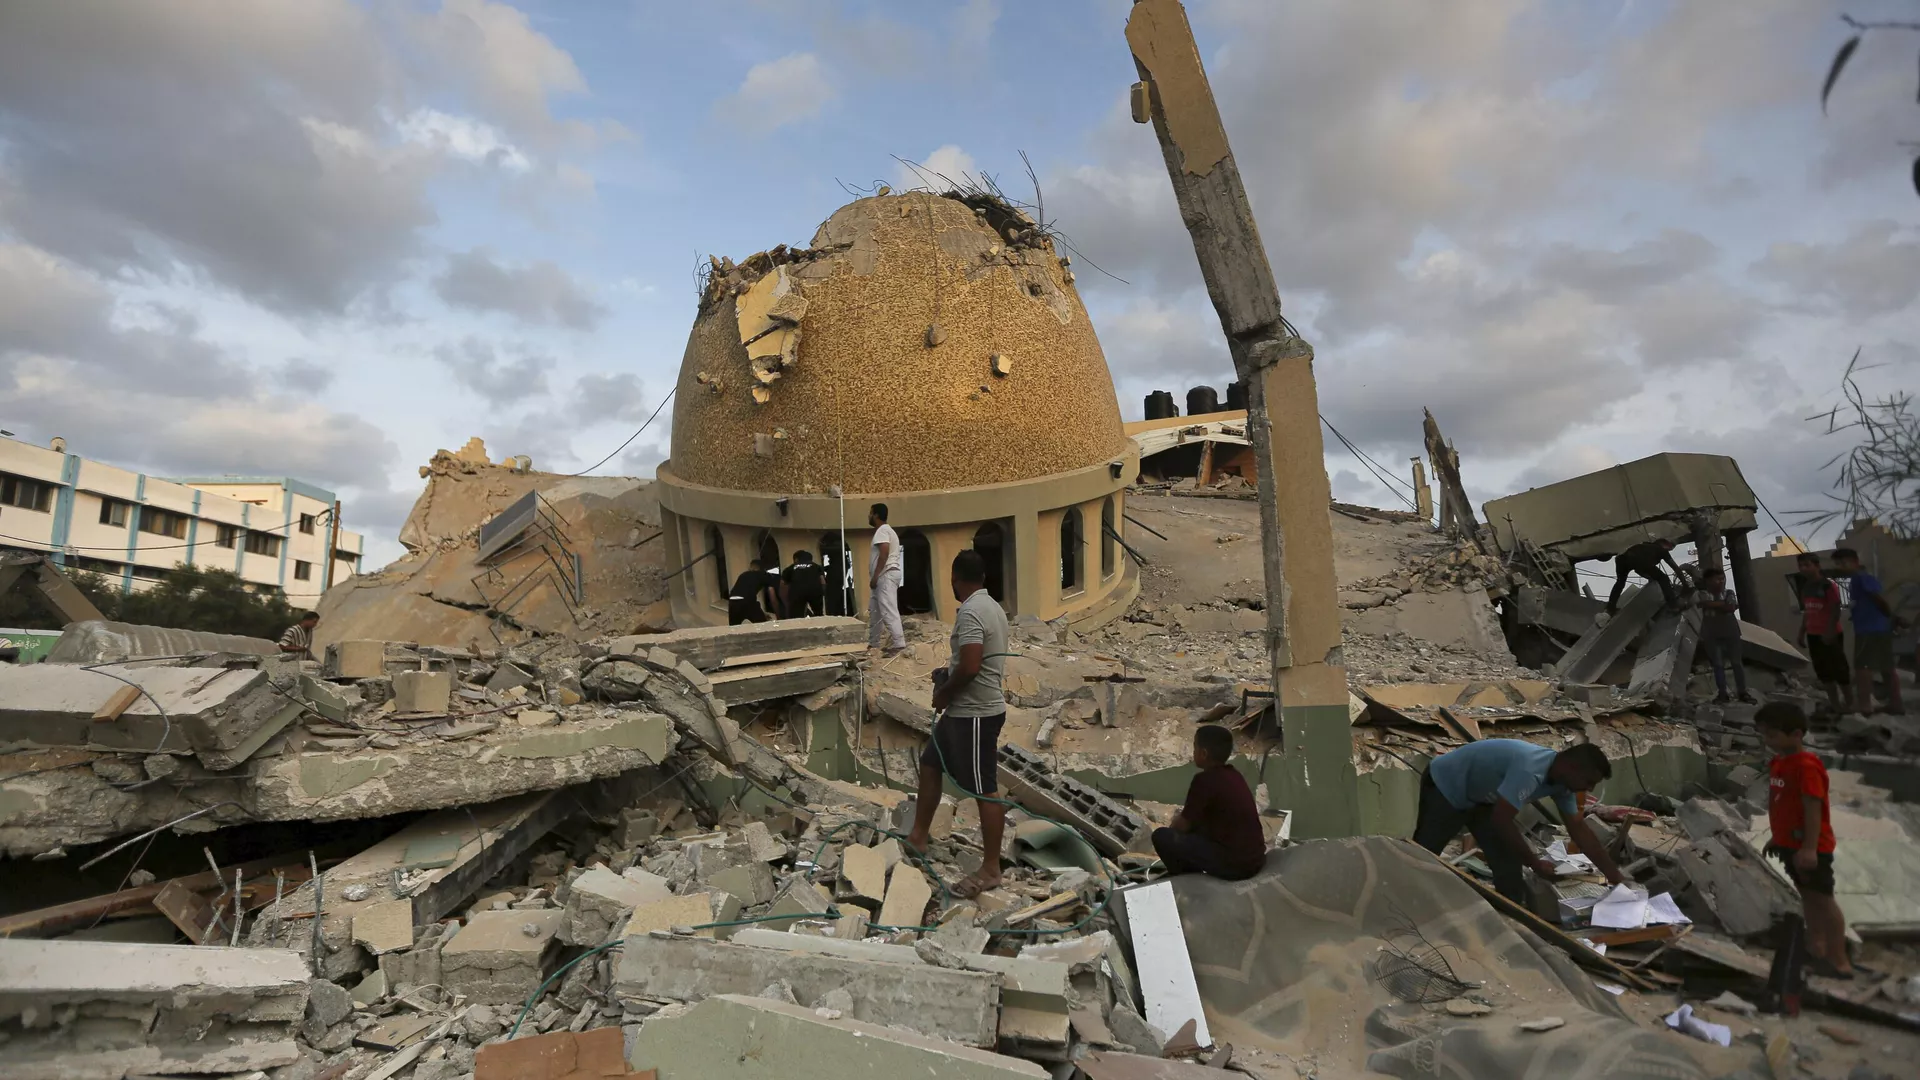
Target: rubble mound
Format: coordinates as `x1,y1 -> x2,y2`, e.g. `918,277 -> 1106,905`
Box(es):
315,440 -> 669,649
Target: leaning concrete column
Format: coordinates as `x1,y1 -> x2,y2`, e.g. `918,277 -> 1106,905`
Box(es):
1726,529 -> 1760,624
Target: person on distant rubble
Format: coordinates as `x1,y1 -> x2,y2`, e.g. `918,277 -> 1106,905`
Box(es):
785,550 -> 825,618
726,559 -> 776,626
1152,724 -> 1268,881
1834,547 -> 1905,716
1606,536 -> 1684,614
906,550 -> 1009,899
1757,701 -> 1854,978
1795,552 -> 1855,715
278,611 -> 319,660
867,503 -> 907,654
1413,739 -> 1626,903
1696,567 -> 1755,705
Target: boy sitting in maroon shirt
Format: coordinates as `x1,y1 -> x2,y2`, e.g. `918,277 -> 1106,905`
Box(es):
1153,725 -> 1268,881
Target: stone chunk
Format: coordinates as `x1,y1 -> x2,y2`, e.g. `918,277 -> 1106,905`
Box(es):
352,898 -> 415,955
486,661 -> 536,693
625,994 -> 1046,1078
709,862 -> 777,906
561,866 -> 672,946
840,845 -> 887,906
350,968 -> 387,1006
878,864 -> 932,929
615,936 -> 1004,1048
307,977 -> 353,1028
740,820 -> 787,863
583,660 -> 652,703
615,809 -> 659,848
674,660 -> 714,694
620,891 -> 737,939
393,669 -> 453,714
325,640 -> 387,679
299,675 -> 364,723
762,880 -> 833,931
440,909 -> 563,1005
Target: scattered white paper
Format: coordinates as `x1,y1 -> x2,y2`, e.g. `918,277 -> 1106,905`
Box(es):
1591,883 -> 1651,930
1592,980 -> 1627,996
1664,1004 -> 1732,1047
1579,940 -> 1608,956
1544,839 -> 1598,876
1645,892 -> 1691,926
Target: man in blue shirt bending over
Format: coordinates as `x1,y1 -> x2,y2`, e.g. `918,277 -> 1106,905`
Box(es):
1414,739 -> 1626,902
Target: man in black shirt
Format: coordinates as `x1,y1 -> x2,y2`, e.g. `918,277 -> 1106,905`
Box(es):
727,559 -> 776,625
785,551 -> 825,618
1606,536 -> 1683,614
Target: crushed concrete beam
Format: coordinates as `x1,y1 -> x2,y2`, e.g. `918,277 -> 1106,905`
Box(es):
612,617 -> 866,672
625,994 -> 1047,1079
615,933 -> 1003,1047
728,928 -> 1070,1015
1625,610 -> 1698,700
709,660 -> 847,706
0,662 -> 299,770
0,939 -> 308,1079
1555,583 -> 1663,685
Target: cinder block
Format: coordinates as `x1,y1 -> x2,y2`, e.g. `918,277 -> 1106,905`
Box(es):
439,909 -> 563,1005
325,640 -> 387,680
560,867 -> 671,946
393,670 -> 453,714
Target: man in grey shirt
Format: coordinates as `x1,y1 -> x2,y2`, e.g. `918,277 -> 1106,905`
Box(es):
906,549 -> 1009,898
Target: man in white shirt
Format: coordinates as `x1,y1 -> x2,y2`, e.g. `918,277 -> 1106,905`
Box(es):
867,502 -> 906,653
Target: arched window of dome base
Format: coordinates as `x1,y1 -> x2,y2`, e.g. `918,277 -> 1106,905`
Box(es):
706,525 -> 728,605
899,529 -> 934,616
818,532 -> 855,616
1061,508 -> 1085,595
971,521 -> 1009,606
1101,498 -> 1117,580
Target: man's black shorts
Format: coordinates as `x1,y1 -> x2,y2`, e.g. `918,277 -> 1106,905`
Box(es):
1807,636 -> 1851,687
1765,844 -> 1836,895
921,713 -> 1004,796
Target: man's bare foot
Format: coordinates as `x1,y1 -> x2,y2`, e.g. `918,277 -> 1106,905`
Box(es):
951,871 -> 1001,900
903,830 -> 930,858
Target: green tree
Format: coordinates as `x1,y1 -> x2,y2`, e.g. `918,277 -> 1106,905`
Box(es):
0,563 -> 300,640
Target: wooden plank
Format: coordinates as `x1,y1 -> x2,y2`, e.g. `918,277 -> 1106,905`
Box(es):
708,661 -> 845,706
0,856 -> 311,939
1574,924 -> 1680,947
152,880 -> 221,944
91,685 -> 143,722
1445,864 -> 1659,992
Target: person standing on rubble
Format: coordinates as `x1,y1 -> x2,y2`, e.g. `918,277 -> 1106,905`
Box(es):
867,503 -> 906,654
1835,547 -> 1905,716
1757,702 -> 1854,978
1412,740 -> 1626,903
1605,536 -> 1684,614
905,549 -> 1009,899
1697,568 -> 1755,705
1795,552 -> 1854,715
278,611 -> 319,660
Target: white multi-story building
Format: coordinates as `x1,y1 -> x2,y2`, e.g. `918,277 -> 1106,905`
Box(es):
0,434 -> 364,608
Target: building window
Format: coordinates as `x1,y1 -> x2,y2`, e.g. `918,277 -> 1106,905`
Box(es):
294,560 -> 312,581
215,524 -> 239,548
138,507 -> 189,539
1060,508 -> 1084,594
707,525 -> 728,603
244,531 -> 282,557
1101,497 -> 1117,579
299,513 -> 316,535
332,548 -> 359,566
0,473 -> 54,513
130,564 -> 169,581
99,498 -> 130,528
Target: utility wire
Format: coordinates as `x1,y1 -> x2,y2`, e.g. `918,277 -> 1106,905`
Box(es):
1319,416 -> 1418,511
568,388 -> 676,477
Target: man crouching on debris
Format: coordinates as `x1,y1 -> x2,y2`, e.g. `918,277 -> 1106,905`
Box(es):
906,549 -> 1009,899
1413,740 -> 1625,903
1152,724 -> 1267,881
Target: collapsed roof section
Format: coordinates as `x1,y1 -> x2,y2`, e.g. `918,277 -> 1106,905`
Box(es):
1483,452 -> 1759,562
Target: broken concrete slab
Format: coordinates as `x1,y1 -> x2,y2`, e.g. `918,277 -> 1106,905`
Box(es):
440,909 -> 564,1005
708,861 -> 776,906
1737,621 -> 1808,671
0,939 -> 309,1080
0,662 -> 298,770
624,994 -> 1046,1079
1556,584 -> 1662,685
1626,610 -> 1699,700
621,891 -> 738,940
324,639 -> 388,679
708,660 -> 846,706
560,866 -> 672,946
615,934 -> 1003,1047
727,929 -> 1070,1016
611,617 -> 866,672
762,880 -> 833,931
352,898 -> 416,954
1122,880 -> 1211,1050
840,844 -> 888,905
394,669 -> 454,713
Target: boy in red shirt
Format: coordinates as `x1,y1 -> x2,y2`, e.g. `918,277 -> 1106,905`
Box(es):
1152,725 -> 1268,881
1757,702 -> 1853,978
1794,553 -> 1854,715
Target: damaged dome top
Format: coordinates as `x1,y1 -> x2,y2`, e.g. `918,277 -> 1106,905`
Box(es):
665,191 -> 1130,497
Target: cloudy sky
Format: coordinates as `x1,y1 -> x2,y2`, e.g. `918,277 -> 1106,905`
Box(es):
1,1 -> 1915,577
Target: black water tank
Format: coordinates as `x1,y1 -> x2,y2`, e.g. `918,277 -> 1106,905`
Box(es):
1226,380 -> 1248,411
1187,385 -> 1220,416
1143,390 -> 1178,420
